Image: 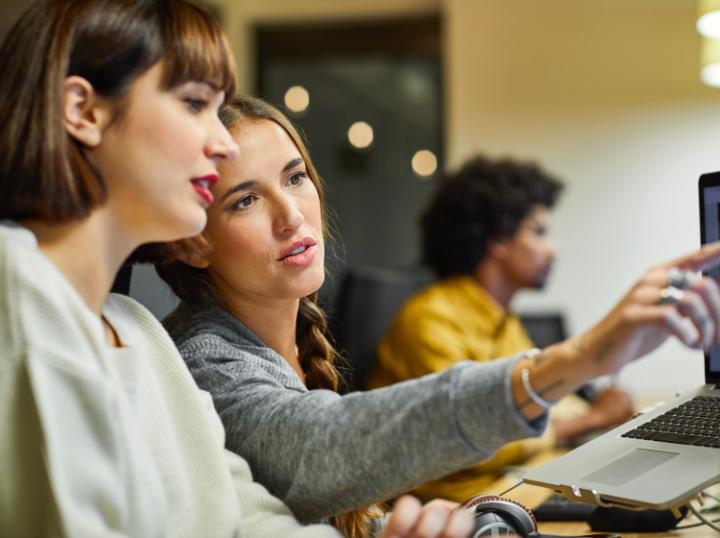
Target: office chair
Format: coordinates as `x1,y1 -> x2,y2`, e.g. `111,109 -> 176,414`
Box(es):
517,312 -> 567,349
332,266 -> 432,392
112,265 -> 133,295
518,311 -> 600,402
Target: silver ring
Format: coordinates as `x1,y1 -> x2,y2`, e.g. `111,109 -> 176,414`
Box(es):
667,267 -> 700,290
659,286 -> 685,305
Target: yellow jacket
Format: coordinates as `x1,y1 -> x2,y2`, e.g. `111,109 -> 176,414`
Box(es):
366,275 -> 554,502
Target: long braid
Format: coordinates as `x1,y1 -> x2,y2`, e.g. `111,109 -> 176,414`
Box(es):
296,293 -> 339,391
296,293 -> 383,538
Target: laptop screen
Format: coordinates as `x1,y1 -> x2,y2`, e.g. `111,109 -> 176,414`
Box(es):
699,172 -> 720,382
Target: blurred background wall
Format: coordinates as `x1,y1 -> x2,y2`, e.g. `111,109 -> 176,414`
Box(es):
3,0 -> 719,400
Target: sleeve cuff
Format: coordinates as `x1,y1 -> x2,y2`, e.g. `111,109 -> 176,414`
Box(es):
449,354 -> 549,456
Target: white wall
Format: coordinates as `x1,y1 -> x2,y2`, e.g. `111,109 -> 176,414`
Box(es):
444,0 -> 720,400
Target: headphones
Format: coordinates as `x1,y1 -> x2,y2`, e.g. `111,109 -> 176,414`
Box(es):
458,495 -> 620,538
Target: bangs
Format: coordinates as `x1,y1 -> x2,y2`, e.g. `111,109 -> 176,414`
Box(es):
161,2 -> 236,101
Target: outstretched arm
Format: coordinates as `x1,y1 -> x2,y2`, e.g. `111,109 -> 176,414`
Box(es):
181,343 -> 543,523
510,243 -> 720,421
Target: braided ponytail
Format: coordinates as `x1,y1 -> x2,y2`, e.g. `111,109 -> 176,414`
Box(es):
296,292 -> 383,538
296,292 -> 339,391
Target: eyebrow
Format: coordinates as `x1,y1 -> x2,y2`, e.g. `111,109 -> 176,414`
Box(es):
220,158 -> 305,203
283,157 -> 304,173
220,180 -> 257,203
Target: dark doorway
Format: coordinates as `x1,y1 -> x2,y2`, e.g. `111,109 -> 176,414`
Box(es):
255,17 -> 443,296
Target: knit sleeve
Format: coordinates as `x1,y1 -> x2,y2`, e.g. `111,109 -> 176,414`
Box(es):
0,344 -> 168,537
224,449 -> 341,537
179,337 -> 547,524
0,235 -> 162,537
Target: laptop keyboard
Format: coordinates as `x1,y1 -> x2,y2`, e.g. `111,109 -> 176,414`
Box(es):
621,396 -> 720,448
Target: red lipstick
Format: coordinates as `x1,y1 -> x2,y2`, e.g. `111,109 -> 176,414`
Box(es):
191,174 -> 219,206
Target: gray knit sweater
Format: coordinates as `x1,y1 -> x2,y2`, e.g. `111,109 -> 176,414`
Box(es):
164,303 -> 547,524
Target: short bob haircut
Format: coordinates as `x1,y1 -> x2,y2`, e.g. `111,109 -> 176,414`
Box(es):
0,0 -> 236,222
421,155 -> 564,278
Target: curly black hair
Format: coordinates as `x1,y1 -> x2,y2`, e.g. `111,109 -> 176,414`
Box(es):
420,155 -> 564,278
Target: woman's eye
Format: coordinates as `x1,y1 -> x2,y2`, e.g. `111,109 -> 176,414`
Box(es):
288,172 -> 307,186
231,194 -> 256,211
184,97 -> 208,113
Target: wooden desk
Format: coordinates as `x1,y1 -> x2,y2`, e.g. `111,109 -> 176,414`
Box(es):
480,451 -> 717,538
537,520 -> 717,538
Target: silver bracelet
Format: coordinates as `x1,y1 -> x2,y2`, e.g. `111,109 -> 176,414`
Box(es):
520,348 -> 557,410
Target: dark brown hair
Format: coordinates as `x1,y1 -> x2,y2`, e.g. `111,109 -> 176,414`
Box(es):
156,95 -> 379,537
0,0 -> 236,222
421,155 -> 564,278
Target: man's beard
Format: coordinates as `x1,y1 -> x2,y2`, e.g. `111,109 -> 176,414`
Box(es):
531,261 -> 554,290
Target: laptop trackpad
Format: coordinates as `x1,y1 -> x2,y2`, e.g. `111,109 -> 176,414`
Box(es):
582,448 -> 679,486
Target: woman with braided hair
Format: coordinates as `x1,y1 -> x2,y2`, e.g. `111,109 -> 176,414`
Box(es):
156,95 -> 720,538
156,95 -> 387,537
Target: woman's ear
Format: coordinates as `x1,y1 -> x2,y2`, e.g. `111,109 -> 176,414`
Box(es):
63,76 -> 113,148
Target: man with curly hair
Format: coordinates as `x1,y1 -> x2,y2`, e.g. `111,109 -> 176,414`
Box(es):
366,155 -> 633,503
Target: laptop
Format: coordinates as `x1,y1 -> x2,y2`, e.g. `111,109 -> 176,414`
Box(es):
523,172 -> 720,510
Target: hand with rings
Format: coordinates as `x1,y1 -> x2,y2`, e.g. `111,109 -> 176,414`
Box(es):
576,243 -> 720,376
658,267 -> 702,305
656,266 -> 714,349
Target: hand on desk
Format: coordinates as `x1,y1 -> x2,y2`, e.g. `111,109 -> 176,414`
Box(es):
552,386 -> 634,444
585,386 -> 634,427
381,496 -> 474,538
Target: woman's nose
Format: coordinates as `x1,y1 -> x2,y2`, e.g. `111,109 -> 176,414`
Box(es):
206,120 -> 239,162
275,196 -> 304,235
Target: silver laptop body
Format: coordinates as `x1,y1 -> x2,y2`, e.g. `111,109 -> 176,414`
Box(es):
523,172 -> 720,510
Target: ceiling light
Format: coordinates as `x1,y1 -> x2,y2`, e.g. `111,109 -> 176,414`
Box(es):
698,0 -> 720,38
411,149 -> 437,178
347,121 -> 374,149
284,85 -> 310,114
701,37 -> 720,87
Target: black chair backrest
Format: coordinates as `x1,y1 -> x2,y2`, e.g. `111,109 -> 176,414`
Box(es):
517,311 -> 597,400
332,267 -> 432,392
517,312 -> 567,349
112,265 -> 133,295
